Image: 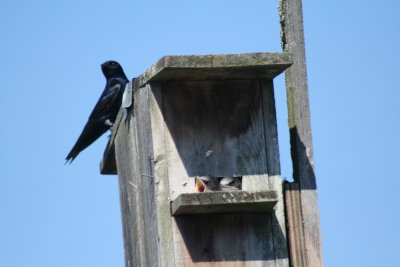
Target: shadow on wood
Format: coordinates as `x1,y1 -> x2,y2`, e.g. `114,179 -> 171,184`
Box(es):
159,80 -> 268,178
290,128 -> 316,190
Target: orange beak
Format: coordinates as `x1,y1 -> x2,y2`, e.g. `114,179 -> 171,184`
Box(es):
194,177 -> 206,192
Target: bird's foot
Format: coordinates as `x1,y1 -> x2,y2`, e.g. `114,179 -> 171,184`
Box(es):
105,119 -> 114,128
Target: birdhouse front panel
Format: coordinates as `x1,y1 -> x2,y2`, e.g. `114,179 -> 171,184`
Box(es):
160,80 -> 271,199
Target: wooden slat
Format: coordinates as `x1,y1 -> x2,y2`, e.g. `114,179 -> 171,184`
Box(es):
171,190 -> 278,215
279,0 -> 324,266
148,82 -> 176,267
100,140 -> 117,174
172,213 -> 277,267
114,84 -> 162,266
261,79 -> 289,267
114,104 -> 140,267
261,80 -> 281,178
135,52 -> 292,88
133,85 -> 160,266
284,183 -> 306,267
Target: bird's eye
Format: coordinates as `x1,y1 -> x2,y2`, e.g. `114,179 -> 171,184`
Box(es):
109,62 -> 117,67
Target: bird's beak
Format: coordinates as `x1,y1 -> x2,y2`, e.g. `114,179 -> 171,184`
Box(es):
195,177 -> 206,192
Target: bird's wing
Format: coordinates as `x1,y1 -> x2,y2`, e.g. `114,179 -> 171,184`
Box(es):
65,78 -> 126,163
88,79 -> 124,121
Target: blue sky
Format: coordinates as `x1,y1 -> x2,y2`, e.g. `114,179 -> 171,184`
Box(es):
1,1 -> 399,266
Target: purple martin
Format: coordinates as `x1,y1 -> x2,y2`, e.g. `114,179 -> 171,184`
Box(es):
66,61 -> 129,163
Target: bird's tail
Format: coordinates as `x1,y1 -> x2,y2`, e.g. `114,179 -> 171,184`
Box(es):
65,122 -> 108,163
65,149 -> 79,164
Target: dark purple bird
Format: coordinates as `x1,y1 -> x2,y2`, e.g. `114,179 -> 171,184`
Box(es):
66,61 -> 128,163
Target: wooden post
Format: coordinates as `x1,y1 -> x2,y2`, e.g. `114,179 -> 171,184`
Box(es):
279,0 -> 324,266
101,53 -> 293,266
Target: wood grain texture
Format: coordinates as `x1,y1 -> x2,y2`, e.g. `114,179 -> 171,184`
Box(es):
135,53 -> 292,88
284,182 -> 307,267
261,80 -> 289,267
114,84 -> 161,267
261,80 -> 281,178
148,82 -> 176,267
114,105 -> 140,267
172,213 -> 278,267
134,84 -> 160,266
161,80 -> 269,200
160,79 -> 289,266
279,0 -> 324,266
171,191 -> 278,215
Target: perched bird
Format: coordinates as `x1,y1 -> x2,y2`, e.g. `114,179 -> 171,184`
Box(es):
66,61 -> 129,163
220,176 -> 242,191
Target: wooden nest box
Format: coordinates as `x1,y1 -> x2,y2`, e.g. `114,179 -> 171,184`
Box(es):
101,52 -> 295,266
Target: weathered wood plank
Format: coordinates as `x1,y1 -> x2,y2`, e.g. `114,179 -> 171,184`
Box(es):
114,84 -> 162,267
133,85 -> 160,267
171,191 -> 278,215
172,213 -> 277,267
261,80 -> 281,178
261,79 -> 289,267
284,182 -> 306,267
114,104 -> 141,267
148,82 -> 176,267
100,140 -> 117,174
279,0 -> 324,266
135,52 -> 292,88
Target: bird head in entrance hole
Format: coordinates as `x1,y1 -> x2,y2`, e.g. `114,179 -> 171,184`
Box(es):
194,176 -> 220,192
194,176 -> 242,192
220,176 -> 242,191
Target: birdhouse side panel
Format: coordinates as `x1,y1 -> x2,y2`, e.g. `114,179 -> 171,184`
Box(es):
114,108 -> 142,266
134,85 -> 160,266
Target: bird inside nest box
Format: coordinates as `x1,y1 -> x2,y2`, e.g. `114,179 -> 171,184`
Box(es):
194,176 -> 242,192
